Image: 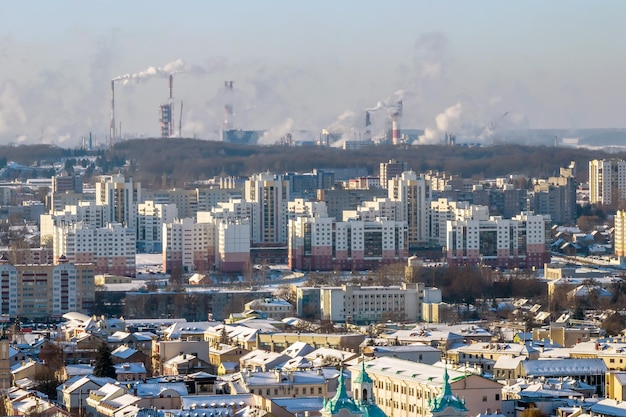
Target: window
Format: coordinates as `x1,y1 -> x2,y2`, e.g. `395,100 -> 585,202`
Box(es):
495,394 -> 500,401
482,396 -> 488,402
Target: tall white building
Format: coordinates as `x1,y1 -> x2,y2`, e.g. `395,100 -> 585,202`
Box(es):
137,201 -> 178,253
216,219 -> 250,272
429,198 -> 489,246
244,173 -> 290,244
589,159 -> 626,205
388,171 -> 431,246
162,218 -> 214,274
96,174 -> 141,229
40,201 -> 105,241
53,222 -> 136,277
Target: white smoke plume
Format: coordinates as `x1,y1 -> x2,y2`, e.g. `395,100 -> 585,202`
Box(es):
366,90 -> 404,115
259,118 -> 294,145
418,102 -> 463,144
113,58 -> 225,85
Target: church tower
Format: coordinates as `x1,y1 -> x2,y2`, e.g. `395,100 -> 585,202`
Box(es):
426,367 -> 469,417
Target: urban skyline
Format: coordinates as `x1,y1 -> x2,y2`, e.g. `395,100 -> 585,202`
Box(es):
1,1 -> 625,145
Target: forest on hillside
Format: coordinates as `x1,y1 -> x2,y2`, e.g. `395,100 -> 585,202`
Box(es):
1,139 -> 623,189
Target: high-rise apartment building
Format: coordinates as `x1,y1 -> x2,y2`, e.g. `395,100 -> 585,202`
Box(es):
53,222 -> 136,277
379,159 -> 409,189
589,159 -> 626,206
0,255 -> 95,318
446,211 -> 550,268
96,174 -> 141,229
388,171 -> 431,246
137,201 -> 178,253
244,173 -> 290,244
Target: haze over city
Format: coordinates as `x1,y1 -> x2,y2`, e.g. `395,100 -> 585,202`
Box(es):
1,1 -> 625,145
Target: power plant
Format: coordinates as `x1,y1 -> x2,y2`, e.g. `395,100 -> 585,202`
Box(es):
107,68 -> 409,147
158,74 -> 175,138
219,80 -> 263,145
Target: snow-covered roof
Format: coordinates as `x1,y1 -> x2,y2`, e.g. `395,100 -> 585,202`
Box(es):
522,358 -> 607,376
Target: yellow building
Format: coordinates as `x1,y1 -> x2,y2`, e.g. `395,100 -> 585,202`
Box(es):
606,371 -> 626,401
570,341 -> 626,371
208,342 -> 250,369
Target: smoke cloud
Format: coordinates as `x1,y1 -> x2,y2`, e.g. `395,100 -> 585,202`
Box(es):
418,102 -> 463,144
259,117 -> 294,145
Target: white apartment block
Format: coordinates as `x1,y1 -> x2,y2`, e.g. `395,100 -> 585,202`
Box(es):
53,222 -> 136,277
137,201 -> 178,253
287,198 -> 328,219
244,173 -> 290,244
429,198 -> 489,246
162,217 -> 214,274
343,197 -> 403,222
143,188 -> 198,218
446,211 -> 550,269
319,283 -> 429,324
289,215 -> 408,271
96,174 -> 141,230
589,159 -> 626,205
40,201 -> 105,240
216,219 -> 250,272
388,171 -> 431,246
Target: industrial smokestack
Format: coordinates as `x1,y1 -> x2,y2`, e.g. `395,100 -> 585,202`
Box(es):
391,100 -> 402,145
391,113 -> 400,145
169,74 -> 173,100
223,80 -> 234,130
110,80 -> 115,147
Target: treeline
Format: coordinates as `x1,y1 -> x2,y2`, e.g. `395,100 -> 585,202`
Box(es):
113,139 -> 618,188
2,139 -> 622,188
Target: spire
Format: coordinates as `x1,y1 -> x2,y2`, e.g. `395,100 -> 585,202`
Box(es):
430,367 -> 468,413
322,367 -> 361,415
354,356 -> 373,384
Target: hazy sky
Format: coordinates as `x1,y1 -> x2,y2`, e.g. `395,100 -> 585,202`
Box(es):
1,1 -> 625,146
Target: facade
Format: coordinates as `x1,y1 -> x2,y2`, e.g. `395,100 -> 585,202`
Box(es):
319,283 -> 430,324
143,188 -> 198,219
136,201 -> 178,253
162,218 -> 213,274
243,298 -> 294,320
40,201 -> 105,239
388,171 -> 431,246
216,219 -> 250,272
96,174 -> 141,230
0,255 -> 95,318
288,215 -> 408,271
53,222 -> 136,277
380,159 -> 409,189
352,357 -> 502,417
317,187 -> 387,221
244,173 -> 290,244
532,170 -> 577,225
589,159 -> 626,206
429,199 -> 489,246
615,210 -> 626,258
446,211 -> 550,269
